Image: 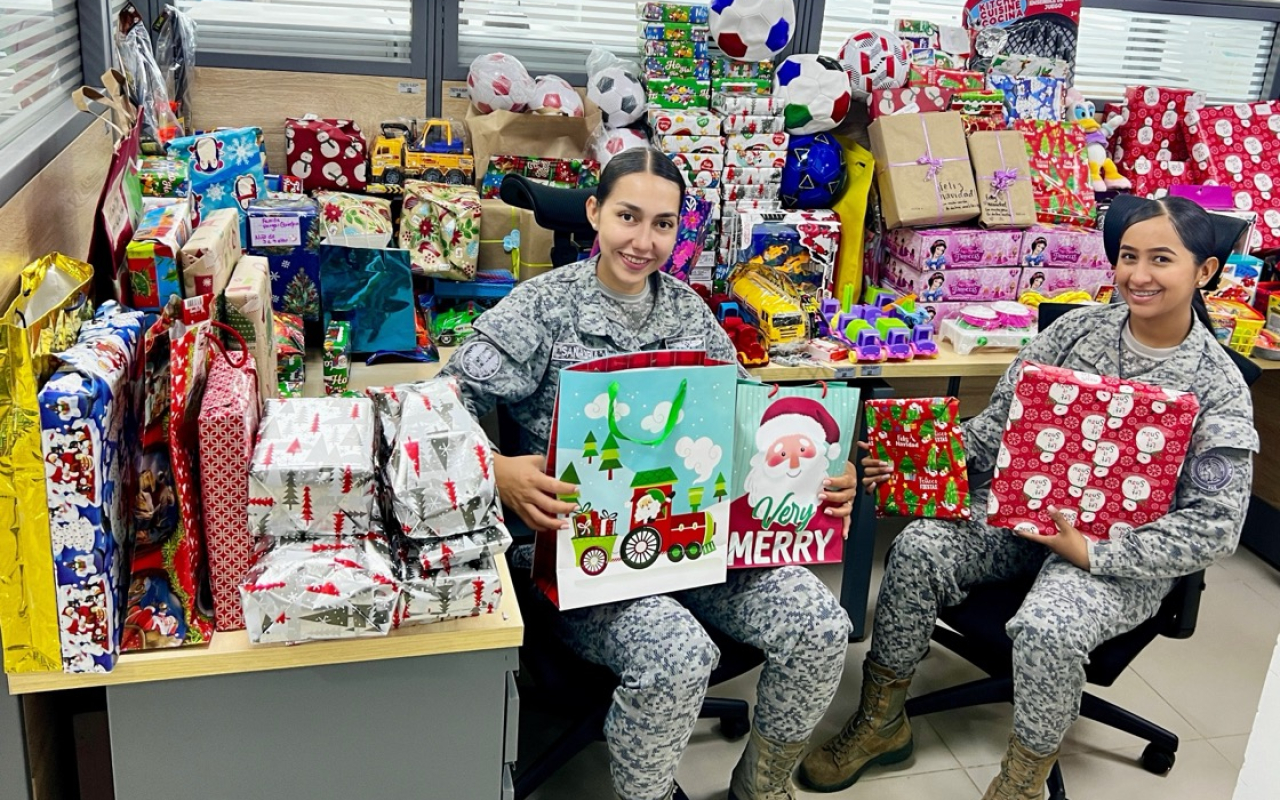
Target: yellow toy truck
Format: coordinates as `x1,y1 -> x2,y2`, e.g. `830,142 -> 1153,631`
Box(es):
370,119 -> 475,186
729,263 -> 809,352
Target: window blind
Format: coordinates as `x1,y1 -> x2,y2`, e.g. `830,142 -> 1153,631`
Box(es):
173,0 -> 413,63
818,0 -> 1277,103
457,0 -> 641,76
0,0 -> 83,151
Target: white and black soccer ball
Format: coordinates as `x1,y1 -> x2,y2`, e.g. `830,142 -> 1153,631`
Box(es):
588,67 -> 647,127
837,28 -> 911,101
467,52 -> 535,114
774,54 -> 852,135
531,74 -> 586,117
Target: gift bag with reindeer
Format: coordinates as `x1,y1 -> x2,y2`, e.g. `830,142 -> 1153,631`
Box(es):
536,351 -> 737,610
727,382 -> 860,568
865,397 -> 972,521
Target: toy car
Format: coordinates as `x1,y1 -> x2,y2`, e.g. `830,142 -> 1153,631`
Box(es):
722,317 -> 769,367
431,301 -> 484,347
730,263 -> 808,351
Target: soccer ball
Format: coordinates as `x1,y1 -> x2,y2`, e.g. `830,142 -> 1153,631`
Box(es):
837,28 -> 911,100
531,75 -> 585,117
588,125 -> 649,167
781,132 -> 847,208
774,55 -> 852,135
588,67 -> 647,127
709,0 -> 796,62
468,52 -> 535,114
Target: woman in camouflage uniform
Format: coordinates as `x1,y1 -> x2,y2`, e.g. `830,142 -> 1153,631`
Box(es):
442,147 -> 855,800
800,196 -> 1259,799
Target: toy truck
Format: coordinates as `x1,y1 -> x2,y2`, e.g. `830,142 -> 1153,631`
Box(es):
370,119 -> 475,186
729,263 -> 808,352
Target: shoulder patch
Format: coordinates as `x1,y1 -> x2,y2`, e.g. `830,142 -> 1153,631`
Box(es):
1189,452 -> 1234,494
457,341 -> 504,382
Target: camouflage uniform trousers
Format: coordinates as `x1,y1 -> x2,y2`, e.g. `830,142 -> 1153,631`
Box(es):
551,566 -> 852,800
869,489 -> 1174,755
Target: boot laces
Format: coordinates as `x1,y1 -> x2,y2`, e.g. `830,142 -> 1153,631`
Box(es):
829,683 -> 885,759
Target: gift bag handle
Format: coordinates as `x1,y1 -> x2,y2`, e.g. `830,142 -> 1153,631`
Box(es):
607,378 -> 687,447
207,321 -> 251,369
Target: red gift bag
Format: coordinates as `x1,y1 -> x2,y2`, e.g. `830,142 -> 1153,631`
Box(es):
198,327 -> 261,632
285,116 -> 369,192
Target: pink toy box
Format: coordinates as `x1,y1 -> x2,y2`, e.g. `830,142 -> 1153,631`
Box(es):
915,300 -> 992,327
883,258 -> 1022,303
1017,267 -> 1114,298
1019,226 -> 1108,270
886,227 -> 1023,270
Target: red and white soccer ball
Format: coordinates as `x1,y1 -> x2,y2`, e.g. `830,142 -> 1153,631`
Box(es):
530,75 -> 585,117
709,0 -> 796,63
588,125 -> 648,167
837,28 -> 911,101
468,52 -> 535,114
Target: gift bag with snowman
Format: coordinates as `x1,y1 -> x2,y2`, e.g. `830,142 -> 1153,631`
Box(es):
987,362 -> 1199,541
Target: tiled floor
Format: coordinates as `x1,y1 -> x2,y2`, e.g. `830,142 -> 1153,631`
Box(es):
524,522 -> 1280,799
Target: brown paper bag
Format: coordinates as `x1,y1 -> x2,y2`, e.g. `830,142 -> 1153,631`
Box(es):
968,131 -> 1037,229
478,199 -> 557,281
465,104 -> 602,190
868,111 -> 979,229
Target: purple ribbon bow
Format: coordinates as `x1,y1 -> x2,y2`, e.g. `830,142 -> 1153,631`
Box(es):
916,154 -> 945,179
991,168 -> 1019,192
889,116 -> 972,222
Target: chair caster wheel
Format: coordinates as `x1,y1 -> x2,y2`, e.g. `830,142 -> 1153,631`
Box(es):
1141,743 -> 1176,775
720,716 -> 750,740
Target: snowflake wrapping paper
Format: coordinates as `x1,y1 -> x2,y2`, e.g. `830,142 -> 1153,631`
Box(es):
240,536 -> 397,644
199,353 -> 261,632
165,127 -> 266,227
246,196 -> 324,321
988,362 -> 1200,540
367,378 -> 503,540
986,75 -> 1064,122
864,397 -> 971,520
247,398 -> 378,539
38,303 -> 145,672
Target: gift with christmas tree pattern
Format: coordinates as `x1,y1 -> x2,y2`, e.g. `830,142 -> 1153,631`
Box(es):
864,397 -> 972,520
247,398 -> 378,539
247,196 -> 324,321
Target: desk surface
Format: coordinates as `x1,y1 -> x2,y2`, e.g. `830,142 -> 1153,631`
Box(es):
6,558 -> 524,695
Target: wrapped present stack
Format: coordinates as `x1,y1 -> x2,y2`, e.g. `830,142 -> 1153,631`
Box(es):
1110,86 -> 1205,198
638,2 -> 713,110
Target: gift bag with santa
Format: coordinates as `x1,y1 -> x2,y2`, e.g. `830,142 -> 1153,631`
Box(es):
536,350 -> 738,610
727,383 -> 860,568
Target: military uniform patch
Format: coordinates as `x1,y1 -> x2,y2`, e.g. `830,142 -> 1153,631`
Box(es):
1189,452 -> 1233,494
458,341 -> 503,381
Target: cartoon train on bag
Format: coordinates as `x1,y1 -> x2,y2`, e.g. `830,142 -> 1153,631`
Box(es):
571,467 -> 716,576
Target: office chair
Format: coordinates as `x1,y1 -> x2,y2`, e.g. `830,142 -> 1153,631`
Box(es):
499,174 -> 598,269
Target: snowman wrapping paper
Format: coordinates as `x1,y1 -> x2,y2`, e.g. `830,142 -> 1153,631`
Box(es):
987,362 -> 1200,540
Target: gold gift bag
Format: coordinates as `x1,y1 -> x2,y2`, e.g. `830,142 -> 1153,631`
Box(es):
0,254 -> 94,673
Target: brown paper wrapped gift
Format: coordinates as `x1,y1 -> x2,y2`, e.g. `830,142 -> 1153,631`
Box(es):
465,104 -> 602,191
479,198 -> 558,281
868,111 -> 979,229
967,131 -> 1037,229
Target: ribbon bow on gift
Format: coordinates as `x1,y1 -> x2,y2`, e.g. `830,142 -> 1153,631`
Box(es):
890,116 -> 972,223
991,169 -> 1020,192
916,154 -> 945,180
979,134 -> 1028,223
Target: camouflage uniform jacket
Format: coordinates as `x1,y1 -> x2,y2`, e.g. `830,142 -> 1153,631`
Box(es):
441,256 -> 739,458
962,303 -> 1259,581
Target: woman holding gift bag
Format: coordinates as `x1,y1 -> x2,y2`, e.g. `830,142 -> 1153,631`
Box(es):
801,195 -> 1259,799
442,147 -> 856,800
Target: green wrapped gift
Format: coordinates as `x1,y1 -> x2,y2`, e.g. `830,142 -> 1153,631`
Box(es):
323,320 -> 351,396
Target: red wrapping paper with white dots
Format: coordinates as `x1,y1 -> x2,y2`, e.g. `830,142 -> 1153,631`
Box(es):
988,362 -> 1199,541
247,397 -> 379,539
1184,101 -> 1280,252
284,117 -> 369,192
1112,86 -> 1205,166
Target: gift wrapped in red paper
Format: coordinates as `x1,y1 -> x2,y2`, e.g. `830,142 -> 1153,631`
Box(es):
987,362 -> 1199,541
865,398 -> 972,520
1124,158 -> 1189,200
1117,86 -> 1205,162
1013,120 -> 1095,225
1184,101 -> 1280,251
869,85 -> 953,119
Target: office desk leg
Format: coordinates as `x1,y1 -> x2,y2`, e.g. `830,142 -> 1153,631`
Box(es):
106,647 -> 518,800
843,381 -> 895,642
1,693 -> 29,800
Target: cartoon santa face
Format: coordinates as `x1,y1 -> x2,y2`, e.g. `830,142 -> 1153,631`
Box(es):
745,397 -> 841,513
1109,521 -> 1136,539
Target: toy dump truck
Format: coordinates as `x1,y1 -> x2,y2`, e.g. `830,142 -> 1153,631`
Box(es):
370,119 -> 474,186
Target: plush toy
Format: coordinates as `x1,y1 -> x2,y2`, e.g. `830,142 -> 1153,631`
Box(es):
1067,88 -> 1131,192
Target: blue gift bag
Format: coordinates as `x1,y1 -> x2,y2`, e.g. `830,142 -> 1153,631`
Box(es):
319,245 -> 417,355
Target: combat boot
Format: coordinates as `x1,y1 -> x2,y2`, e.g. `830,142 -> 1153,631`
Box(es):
981,734 -> 1059,800
796,659 -> 914,793
727,727 -> 807,800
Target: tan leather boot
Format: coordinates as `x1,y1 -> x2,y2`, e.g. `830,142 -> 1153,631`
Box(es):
981,735 -> 1059,800
797,659 -> 914,793
727,728 -> 807,800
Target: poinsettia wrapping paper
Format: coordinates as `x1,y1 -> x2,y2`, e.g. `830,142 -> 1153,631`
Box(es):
247,398 -> 378,539
1013,120 -> 1096,225
988,362 -> 1199,540
1184,102 -> 1280,251
240,536 -> 396,643
399,181 -> 482,281
39,303 -> 145,672
367,379 -> 503,539
312,191 -> 394,249
199,353 -> 260,632
864,398 -> 971,520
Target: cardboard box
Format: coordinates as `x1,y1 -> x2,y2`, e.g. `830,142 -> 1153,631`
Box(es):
882,258 -> 1021,302
478,198 -> 557,280
125,203 -> 193,311
180,208 -> 242,299
1018,225 -> 1108,269
1017,266 -> 1114,299
869,111 -> 980,229
968,131 -> 1037,229
886,227 -> 1023,271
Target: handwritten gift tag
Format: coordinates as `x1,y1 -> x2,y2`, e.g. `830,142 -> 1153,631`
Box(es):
249,215 -> 302,248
